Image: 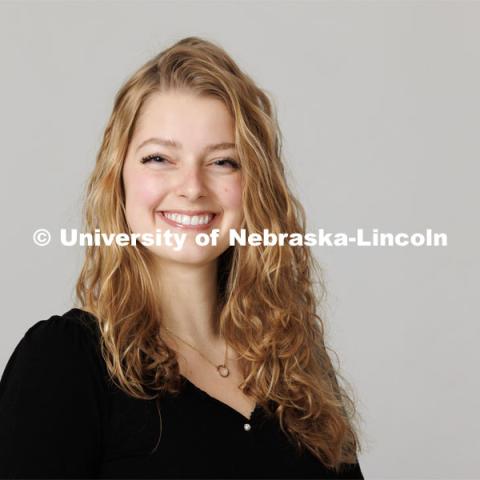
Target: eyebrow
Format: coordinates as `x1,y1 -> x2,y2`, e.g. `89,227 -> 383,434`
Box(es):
136,137 -> 236,153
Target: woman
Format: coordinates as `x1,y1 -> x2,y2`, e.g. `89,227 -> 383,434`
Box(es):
0,37 -> 364,479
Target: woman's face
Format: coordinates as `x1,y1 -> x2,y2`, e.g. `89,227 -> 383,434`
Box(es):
122,90 -> 243,266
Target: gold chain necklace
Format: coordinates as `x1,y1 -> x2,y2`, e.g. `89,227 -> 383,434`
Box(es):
162,325 -> 231,378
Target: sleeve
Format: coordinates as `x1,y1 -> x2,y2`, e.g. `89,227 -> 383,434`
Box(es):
0,314 -> 107,479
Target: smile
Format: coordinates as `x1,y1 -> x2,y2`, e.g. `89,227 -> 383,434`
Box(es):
157,211 -> 218,230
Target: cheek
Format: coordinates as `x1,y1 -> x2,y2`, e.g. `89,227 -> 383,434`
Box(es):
125,171 -> 165,211
220,178 -> 243,210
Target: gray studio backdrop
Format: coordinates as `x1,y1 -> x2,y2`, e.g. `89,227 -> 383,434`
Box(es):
1,1 -> 479,479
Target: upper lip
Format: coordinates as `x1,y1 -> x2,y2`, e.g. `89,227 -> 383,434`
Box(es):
158,210 -> 218,216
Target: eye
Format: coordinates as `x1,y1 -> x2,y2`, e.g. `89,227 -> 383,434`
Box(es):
140,154 -> 169,165
213,158 -> 240,169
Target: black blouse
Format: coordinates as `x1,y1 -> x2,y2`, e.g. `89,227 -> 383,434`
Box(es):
0,308 -> 364,479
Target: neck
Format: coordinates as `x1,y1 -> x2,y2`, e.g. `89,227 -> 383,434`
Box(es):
153,257 -> 222,351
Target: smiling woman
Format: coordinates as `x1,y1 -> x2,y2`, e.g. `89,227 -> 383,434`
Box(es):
0,36 -> 364,479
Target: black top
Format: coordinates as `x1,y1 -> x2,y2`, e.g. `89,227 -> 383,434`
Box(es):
0,308 -> 364,479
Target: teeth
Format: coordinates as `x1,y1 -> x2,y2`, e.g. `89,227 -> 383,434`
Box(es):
163,212 -> 213,226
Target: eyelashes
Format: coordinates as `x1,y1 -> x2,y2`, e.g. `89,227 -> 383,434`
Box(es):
140,154 -> 167,165
140,154 -> 240,170
213,158 -> 240,169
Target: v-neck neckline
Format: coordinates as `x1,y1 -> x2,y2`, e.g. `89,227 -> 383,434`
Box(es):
180,374 -> 260,422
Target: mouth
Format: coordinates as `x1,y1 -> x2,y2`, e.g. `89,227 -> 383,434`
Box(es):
157,210 -> 218,230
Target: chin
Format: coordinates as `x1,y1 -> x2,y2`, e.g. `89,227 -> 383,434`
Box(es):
151,248 -> 222,267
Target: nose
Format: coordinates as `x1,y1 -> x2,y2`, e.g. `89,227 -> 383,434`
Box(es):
174,164 -> 207,201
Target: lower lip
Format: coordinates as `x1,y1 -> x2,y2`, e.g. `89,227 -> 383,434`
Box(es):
157,212 -> 219,231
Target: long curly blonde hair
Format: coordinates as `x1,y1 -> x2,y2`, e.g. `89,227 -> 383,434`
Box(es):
75,36 -> 363,472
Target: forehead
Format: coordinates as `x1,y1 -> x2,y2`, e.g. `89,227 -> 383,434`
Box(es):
133,91 -> 235,145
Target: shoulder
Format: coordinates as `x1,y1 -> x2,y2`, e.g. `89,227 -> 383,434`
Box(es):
20,308 -> 101,363
24,307 -> 100,345
1,308 -> 106,391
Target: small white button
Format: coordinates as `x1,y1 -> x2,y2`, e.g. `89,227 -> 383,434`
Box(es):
244,423 -> 251,431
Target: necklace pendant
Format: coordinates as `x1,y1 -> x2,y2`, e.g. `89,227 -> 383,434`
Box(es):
217,364 -> 230,377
